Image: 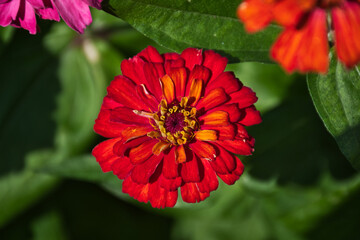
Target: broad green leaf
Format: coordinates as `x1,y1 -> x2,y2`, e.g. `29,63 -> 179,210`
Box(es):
101,0 -> 280,63
307,56 -> 360,171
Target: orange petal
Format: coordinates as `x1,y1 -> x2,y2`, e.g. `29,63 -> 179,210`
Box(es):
120,126 -> 153,141
175,145 -> 187,164
195,130 -> 218,141
196,88 -> 229,112
160,74 -> 176,103
199,110 -> 229,127
129,139 -> 157,164
273,0 -> 316,27
169,67 -> 188,99
237,0 -> 274,33
188,78 -> 203,106
332,1 -> 360,68
271,9 -> 329,73
152,141 -> 171,155
190,141 -> 216,160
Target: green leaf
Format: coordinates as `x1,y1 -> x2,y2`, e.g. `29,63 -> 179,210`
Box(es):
31,211 -> 68,240
54,43 -> 108,155
0,151 -> 59,228
102,0 -> 280,63
307,56 -> 360,171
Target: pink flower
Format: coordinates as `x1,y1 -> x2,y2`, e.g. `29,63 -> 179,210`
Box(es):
0,0 -> 102,34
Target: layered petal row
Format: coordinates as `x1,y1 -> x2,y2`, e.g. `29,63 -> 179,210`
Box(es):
93,46 -> 261,208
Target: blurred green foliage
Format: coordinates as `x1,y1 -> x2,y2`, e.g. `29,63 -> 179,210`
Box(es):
0,6 -> 359,240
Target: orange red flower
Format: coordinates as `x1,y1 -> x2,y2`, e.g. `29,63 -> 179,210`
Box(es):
237,0 -> 360,73
92,46 -> 261,208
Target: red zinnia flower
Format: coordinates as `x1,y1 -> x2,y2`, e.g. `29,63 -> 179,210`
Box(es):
92,46 -> 261,208
237,0 -> 360,73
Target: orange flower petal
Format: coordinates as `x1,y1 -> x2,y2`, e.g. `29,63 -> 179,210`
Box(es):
129,139 -> 157,164
196,88 -> 229,112
207,104 -> 242,123
160,74 -> 176,103
195,130 -> 218,141
273,0 -> 316,27
188,78 -> 203,106
190,141 -> 216,160
168,67 -> 188,100
201,124 -> 236,140
152,141 -> 171,155
271,9 -> 329,73
199,110 -> 229,126
175,145 -> 187,164
237,0 -> 274,33
332,1 -> 360,68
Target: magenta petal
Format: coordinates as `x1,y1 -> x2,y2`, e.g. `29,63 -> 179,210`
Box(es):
0,0 -> 20,27
15,0 -> 38,34
52,0 -> 92,33
82,0 -> 102,9
36,0 -> 60,21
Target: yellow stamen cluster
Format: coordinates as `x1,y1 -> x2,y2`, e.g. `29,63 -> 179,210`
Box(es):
147,97 -> 199,145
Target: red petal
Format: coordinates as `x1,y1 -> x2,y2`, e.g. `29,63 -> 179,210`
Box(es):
122,176 -> 150,203
180,48 -> 203,71
186,65 -> 211,95
205,104 -> 241,123
190,141 -> 217,160
101,96 -> 122,110
114,135 -> 149,157
92,137 -> 122,172
143,62 -> 165,100
197,159 -> 219,193
110,107 -> 150,126
163,148 -> 179,179
163,52 -> 182,61
273,0 -> 315,27
180,152 -> 202,183
205,71 -> 242,95
229,86 -> 258,109
332,1 -> 360,68
149,180 -> 178,208
180,182 -> 210,203
239,106 -> 262,126
159,175 -> 182,191
237,0 -> 273,33
271,9 -> 329,73
137,46 -> 164,63
199,110 -> 229,127
169,67 -> 188,100
121,56 -> 146,85
201,123 -> 236,140
131,154 -> 163,184
196,88 -> 229,112
94,109 -> 128,138
210,144 -> 236,174
220,138 -> 254,156
136,84 -> 159,112
202,50 -> 228,84
112,157 -> 133,179
217,158 -> 245,185
129,139 -> 158,164
107,76 -> 148,110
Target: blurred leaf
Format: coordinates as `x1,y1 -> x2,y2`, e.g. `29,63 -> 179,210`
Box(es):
307,55 -> 360,171
0,29 -> 60,175
171,174 -> 360,240
0,151 -> 59,228
54,42 -> 107,155
102,0 -> 280,63
0,27 -> 14,44
226,62 -> 296,112
31,211 -> 67,240
247,78 -> 356,185
43,24 -> 76,54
